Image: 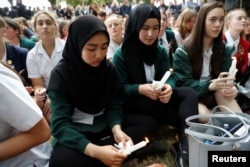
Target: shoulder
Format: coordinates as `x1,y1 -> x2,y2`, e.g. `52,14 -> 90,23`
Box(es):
165,29 -> 175,37
156,45 -> 169,61
113,47 -> 122,60
239,38 -> 250,48
26,44 -> 40,59
172,29 -> 179,33
20,37 -> 35,45
0,63 -> 21,83
6,43 -> 28,56
14,45 -> 28,54
5,43 -> 20,52
20,37 -> 36,50
157,45 -> 167,54
113,46 -> 128,68
175,46 -> 188,57
56,38 -> 66,48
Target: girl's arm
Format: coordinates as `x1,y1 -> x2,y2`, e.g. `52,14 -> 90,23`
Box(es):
0,118 -> 50,160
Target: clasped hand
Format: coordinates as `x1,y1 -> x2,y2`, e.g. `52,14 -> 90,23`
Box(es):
208,72 -> 238,99
139,83 -> 172,103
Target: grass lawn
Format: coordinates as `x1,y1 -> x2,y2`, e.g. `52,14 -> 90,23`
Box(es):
122,126 -> 179,167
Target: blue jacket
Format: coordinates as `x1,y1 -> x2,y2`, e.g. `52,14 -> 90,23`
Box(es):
5,43 -> 30,85
6,43 -> 28,73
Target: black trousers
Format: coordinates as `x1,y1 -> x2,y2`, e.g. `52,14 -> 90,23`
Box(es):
49,115 -> 159,167
124,87 -> 199,135
49,87 -> 198,167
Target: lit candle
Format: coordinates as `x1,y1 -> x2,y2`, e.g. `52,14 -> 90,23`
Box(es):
228,57 -> 237,78
152,69 -> 172,90
121,138 -> 149,155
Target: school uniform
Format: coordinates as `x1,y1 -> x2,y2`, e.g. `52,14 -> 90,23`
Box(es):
223,32 -> 250,81
26,38 -> 65,88
0,63 -> 52,167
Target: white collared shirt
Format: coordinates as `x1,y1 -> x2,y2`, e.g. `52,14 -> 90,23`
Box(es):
107,39 -> 121,60
200,46 -> 213,82
225,31 -> 239,56
144,63 -> 155,83
26,38 -> 65,88
159,32 -> 169,53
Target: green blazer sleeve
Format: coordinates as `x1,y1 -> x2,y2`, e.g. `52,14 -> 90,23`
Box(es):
173,46 -> 211,98
20,37 -> 36,51
113,47 -> 140,98
49,91 -> 91,153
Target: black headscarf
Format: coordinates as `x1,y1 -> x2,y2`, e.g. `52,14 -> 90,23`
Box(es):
48,15 -> 113,114
121,4 -> 161,83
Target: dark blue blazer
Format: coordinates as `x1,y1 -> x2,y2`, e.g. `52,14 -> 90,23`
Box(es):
5,43 -> 31,86
5,42 -> 28,73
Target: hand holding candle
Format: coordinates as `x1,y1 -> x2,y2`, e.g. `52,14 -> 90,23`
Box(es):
152,69 -> 172,91
227,57 -> 238,85
115,137 -> 149,155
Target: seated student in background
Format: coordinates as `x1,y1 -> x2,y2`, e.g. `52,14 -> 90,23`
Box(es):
26,11 -> 65,123
113,4 -> 198,167
223,9 -> 249,82
0,17 -> 31,86
4,17 -> 36,51
172,8 -> 197,46
58,19 -> 69,41
104,14 -> 124,62
0,62 -> 52,167
48,15 -> 158,167
243,17 -> 250,42
13,17 -> 38,42
158,12 -> 178,67
173,1 -> 242,121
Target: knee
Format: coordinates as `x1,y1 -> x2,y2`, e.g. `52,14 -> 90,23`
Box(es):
198,103 -> 210,123
175,87 -> 198,99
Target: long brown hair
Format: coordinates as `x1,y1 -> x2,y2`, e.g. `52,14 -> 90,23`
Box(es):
174,8 -> 197,39
184,1 -> 225,79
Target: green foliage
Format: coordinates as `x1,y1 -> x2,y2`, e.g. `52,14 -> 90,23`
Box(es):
65,0 -> 107,6
56,0 -> 151,7
48,0 -> 57,5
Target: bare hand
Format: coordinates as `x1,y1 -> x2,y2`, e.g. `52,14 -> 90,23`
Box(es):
158,84 -> 172,103
34,88 -> 47,101
221,86 -> 238,100
112,126 -> 133,150
139,84 -> 160,100
85,144 -> 127,167
98,146 -> 127,167
209,72 -> 235,91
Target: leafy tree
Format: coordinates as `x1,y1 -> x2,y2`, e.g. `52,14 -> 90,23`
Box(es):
65,0 -> 106,6
48,0 -> 57,5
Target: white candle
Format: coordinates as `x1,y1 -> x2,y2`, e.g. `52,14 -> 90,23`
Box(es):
122,138 -> 149,155
159,70 -> 171,86
228,57 -> 237,78
152,69 -> 172,90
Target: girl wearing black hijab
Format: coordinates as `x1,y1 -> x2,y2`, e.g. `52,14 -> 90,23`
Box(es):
113,4 -> 199,167
48,15 -> 159,167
